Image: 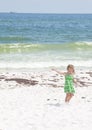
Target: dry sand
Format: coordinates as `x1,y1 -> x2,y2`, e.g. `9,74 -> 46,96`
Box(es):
0,69 -> 92,130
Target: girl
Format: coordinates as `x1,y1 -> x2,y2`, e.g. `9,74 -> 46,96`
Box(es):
52,64 -> 76,103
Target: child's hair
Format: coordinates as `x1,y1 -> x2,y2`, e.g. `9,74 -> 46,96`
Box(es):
67,64 -> 75,73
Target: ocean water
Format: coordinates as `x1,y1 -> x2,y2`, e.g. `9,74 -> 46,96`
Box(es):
0,13 -> 92,70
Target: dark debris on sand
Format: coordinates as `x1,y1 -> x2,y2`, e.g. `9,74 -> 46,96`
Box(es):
0,70 -> 92,88
5,78 -> 38,86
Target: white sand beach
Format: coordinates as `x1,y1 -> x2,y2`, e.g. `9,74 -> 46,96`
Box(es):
0,69 -> 92,130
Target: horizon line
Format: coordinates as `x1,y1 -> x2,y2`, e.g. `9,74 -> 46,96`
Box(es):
0,12 -> 92,15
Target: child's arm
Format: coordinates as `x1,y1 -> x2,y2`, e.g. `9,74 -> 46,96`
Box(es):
73,78 -> 77,84
51,67 -> 66,75
73,78 -> 83,87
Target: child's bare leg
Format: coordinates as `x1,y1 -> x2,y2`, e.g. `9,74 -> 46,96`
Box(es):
67,93 -> 74,102
65,93 -> 68,102
65,93 -> 70,102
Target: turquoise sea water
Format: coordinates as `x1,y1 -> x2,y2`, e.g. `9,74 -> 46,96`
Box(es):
0,13 -> 92,70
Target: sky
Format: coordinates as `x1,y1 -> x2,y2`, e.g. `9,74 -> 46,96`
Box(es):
0,0 -> 92,13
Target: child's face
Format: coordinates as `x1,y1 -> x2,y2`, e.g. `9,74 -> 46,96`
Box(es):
67,67 -> 74,74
